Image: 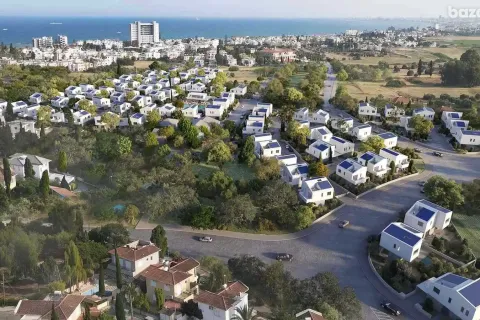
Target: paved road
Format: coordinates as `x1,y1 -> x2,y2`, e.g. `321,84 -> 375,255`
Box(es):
131,65 -> 480,320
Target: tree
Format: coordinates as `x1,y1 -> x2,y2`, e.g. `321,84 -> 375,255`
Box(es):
309,161 -> 329,177
155,287 -> 165,310
39,170 -> 50,199
5,102 -> 14,122
206,140 -> 232,164
173,135 -> 184,148
253,158 -> 280,181
64,241 -> 86,291
24,157 -> 35,178
317,302 -> 340,320
37,106 -> 52,127
463,179 -> 480,216
150,225 -> 168,258
417,59 -> 423,76
100,112 -> 120,130
123,204 -> 139,226
3,157 -> 12,196
125,91 -> 135,101
88,223 -> 130,246
359,136 -> 385,154
94,133 -> 132,161
146,111 -> 161,130
429,60 -> 434,76
285,87 -> 304,104
188,205 -> 216,230
159,126 -> 175,139
389,161 -> 396,176
197,69 -> 206,76
231,306 -> 259,320
411,115 -> 434,139
217,195 -> 257,227
58,151 -> 67,173
115,293 -> 126,320
424,176 -> 464,209
115,247 -> 122,289
144,132 -> 159,153
98,264 -> 105,296
78,100 -> 96,116
83,303 -> 91,320
99,89 -> 110,99
51,303 -> 59,320
239,136 -> 256,166
293,206 -> 315,231
200,257 -> 231,292
336,69 -> 348,81
180,300 -> 203,320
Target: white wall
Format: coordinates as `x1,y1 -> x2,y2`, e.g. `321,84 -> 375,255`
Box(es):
380,232 -> 420,262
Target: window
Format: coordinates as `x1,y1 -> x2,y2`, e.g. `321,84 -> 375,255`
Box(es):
418,221 -> 424,227
209,306 -> 214,310
338,169 -> 341,173
151,280 -> 157,287
393,244 -> 396,249
461,307 -> 464,313
433,287 -> 440,294
445,218 -> 450,224
327,192 -> 332,196
448,298 -> 451,303
466,310 -> 469,316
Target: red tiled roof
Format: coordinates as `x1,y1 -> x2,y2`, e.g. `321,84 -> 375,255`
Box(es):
140,265 -> 191,285
392,96 -> 410,105
108,244 -> 159,262
296,309 -> 326,320
218,281 -> 249,298
164,300 -> 182,310
15,295 -> 85,320
440,106 -> 455,112
194,290 -> 237,311
169,258 -> 200,273
50,186 -> 78,198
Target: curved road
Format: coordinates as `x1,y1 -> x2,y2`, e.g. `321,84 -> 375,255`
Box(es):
131,66 -> 480,320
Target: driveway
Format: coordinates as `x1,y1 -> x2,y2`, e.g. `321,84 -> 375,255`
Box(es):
226,99 -> 258,125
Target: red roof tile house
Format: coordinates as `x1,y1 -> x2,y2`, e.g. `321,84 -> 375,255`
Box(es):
14,295 -> 85,320
296,309 -> 326,320
195,281 -> 249,320
139,257 -> 200,304
108,240 -> 160,279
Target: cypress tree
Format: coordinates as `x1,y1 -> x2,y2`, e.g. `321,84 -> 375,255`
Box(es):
24,157 -> 35,178
389,161 -> 396,176
39,170 -> 50,199
115,294 -> 126,320
98,265 -> 105,296
51,303 -> 59,320
408,160 -> 414,173
417,59 -> 423,75
115,247 -> 122,289
58,151 -> 67,172
328,146 -> 333,164
2,158 -> 11,196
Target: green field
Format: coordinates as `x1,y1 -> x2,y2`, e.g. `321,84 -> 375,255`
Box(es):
413,159 -> 425,172
453,213 -> 480,256
192,162 -> 256,181
290,72 -> 307,88
452,40 -> 480,48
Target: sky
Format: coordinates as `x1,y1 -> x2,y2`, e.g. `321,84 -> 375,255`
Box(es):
2,0 -> 480,18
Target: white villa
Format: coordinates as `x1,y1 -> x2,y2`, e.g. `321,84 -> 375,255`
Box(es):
452,130 -> 480,147
182,104 -> 200,118
186,92 -> 209,102
243,116 -> 265,135
331,117 -> 354,132
352,124 -> 372,141
309,126 -> 332,141
380,222 -> 423,262
377,132 -> 398,148
358,102 -> 379,118
8,153 -> 51,180
72,110 -> 92,126
306,140 -> 334,161
157,103 -> 176,117
108,240 -> 160,279
51,96 -> 69,108
357,151 -> 389,178
282,163 -> 309,187
404,199 -> 452,236
384,104 -> 405,118
309,109 -> 330,124
205,105 -> 225,118
328,136 -> 354,156
255,140 -> 281,158
230,84 -> 247,96
129,112 -> 146,125
336,159 -> 368,185
413,107 -> 435,121
294,108 -> 309,122
252,103 -> 273,118
299,177 -> 335,205
379,148 -> 410,171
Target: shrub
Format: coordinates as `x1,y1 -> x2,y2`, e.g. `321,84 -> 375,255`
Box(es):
385,79 -> 406,87
228,66 -> 239,71
423,298 -> 434,313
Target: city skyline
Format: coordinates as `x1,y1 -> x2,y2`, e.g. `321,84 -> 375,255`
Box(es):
2,0 -> 480,18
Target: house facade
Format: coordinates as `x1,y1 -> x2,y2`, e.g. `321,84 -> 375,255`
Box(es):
358,102 -> 379,118
309,109 -> 329,124
205,105 -> 224,118
8,153 -> 51,180
328,136 -> 354,156
195,281 -> 249,320
282,163 -> 309,187
404,199 -> 452,235
379,148 -> 409,170
306,140 -> 334,161
108,240 -> 160,279
413,107 -> 435,121
377,132 -> 398,148
357,151 -> 389,178
230,84 -> 247,96
294,108 -> 309,121
243,116 -> 264,135
309,126 -> 332,141
73,110 -> 92,126
380,222 -> 423,262
352,124 -> 372,141
14,295 -> 85,320
452,130 -> 480,147
336,159 -> 368,185
253,103 -> 273,118
299,177 -> 334,205
130,113 -> 146,125
255,140 -> 281,158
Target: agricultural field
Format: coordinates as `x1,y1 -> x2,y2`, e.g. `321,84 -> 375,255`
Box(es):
328,49 -> 440,66
453,213 -> 480,257
342,76 -> 480,100
426,36 -> 480,48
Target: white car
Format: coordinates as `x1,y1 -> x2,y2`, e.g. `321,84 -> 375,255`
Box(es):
199,236 -> 213,242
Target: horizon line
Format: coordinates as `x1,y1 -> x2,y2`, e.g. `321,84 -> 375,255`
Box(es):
0,15 -> 440,19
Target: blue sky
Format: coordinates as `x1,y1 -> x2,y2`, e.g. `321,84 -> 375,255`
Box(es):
2,0 -> 480,18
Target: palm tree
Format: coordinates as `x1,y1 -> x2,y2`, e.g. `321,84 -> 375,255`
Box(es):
231,306 -> 258,320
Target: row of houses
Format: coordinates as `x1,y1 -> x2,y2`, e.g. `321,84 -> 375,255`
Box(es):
442,111 -> 480,147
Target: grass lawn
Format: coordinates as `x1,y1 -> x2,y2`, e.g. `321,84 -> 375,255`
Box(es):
413,159 -> 425,173
192,162 -> 256,181
289,72 -> 307,88
453,213 -> 480,257
230,66 -> 262,83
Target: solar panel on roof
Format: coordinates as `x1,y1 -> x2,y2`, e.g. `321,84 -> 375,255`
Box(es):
381,148 -> 399,157
297,165 -> 309,174
319,128 -> 328,135
267,142 -> 280,148
441,274 -> 469,286
316,180 -> 332,190
383,224 -> 421,247
454,121 -> 466,128
339,161 -> 352,170
451,113 -> 460,119
315,144 -> 328,151
459,280 -> 480,307
132,113 -> 143,119
379,132 -> 396,139
361,153 -> 374,162
252,122 -> 263,127
418,199 -> 451,213
416,207 -> 436,221
463,130 -> 480,136
331,136 -> 346,143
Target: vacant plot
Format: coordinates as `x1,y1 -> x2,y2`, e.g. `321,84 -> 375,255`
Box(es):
453,213 -> 480,256
134,60 -> 154,69
230,66 -> 261,83
342,79 -> 480,100
290,72 -> 307,88
421,47 -> 467,60
192,162 -> 255,181
328,49 -> 439,66
451,40 -> 480,48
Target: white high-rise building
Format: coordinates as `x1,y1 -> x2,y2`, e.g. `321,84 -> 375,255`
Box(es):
130,21 -> 160,46
57,35 -> 68,47
32,36 -> 53,48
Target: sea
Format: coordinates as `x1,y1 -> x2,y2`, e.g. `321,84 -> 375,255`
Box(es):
0,16 -> 432,46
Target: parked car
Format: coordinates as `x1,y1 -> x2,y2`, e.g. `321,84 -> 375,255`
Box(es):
338,220 -> 350,228
276,253 -> 293,262
418,181 -> 426,187
421,188 -> 425,194
380,301 -> 401,316
198,236 -> 213,242
414,148 -> 421,153
286,145 -> 293,152
433,151 -> 443,157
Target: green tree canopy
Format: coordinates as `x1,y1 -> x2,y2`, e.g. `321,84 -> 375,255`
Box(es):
150,225 -> 168,257
424,175 -> 464,209
359,136 -> 385,154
